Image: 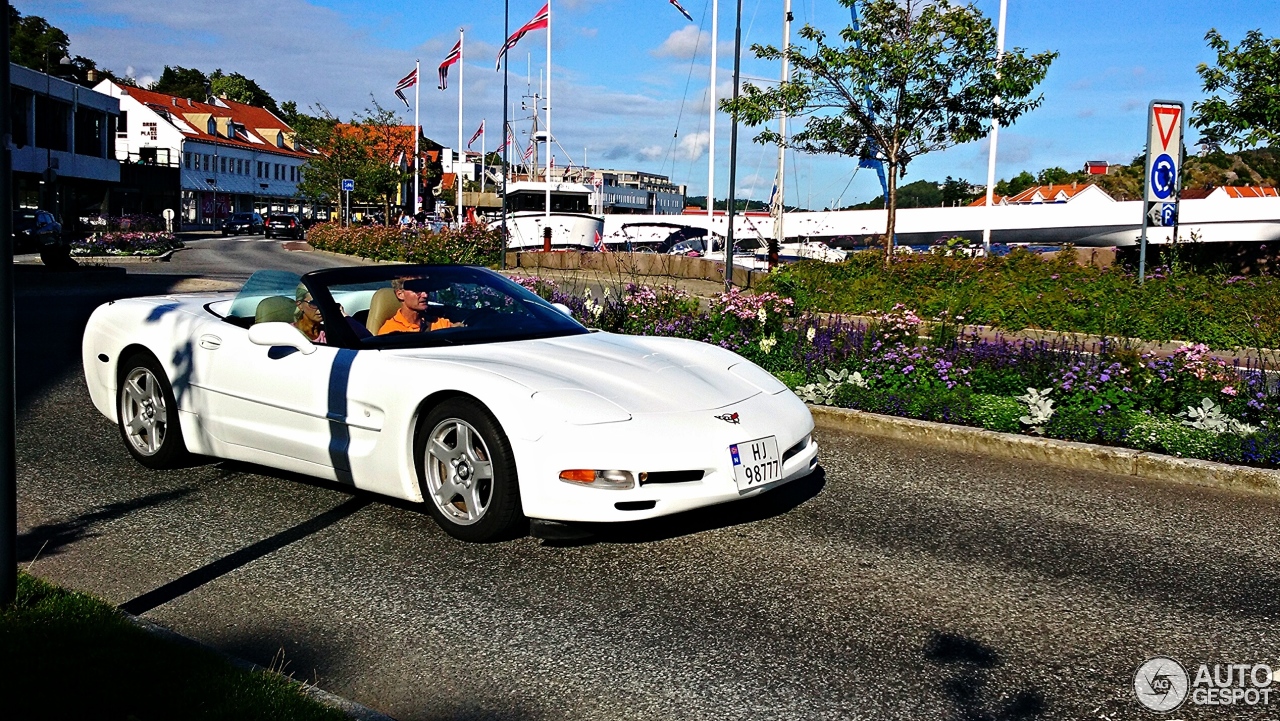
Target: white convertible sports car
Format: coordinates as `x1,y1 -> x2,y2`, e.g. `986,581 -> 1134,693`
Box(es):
82,264 -> 819,541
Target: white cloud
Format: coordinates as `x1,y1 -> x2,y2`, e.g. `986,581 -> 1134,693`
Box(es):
653,26 -> 709,60
676,130 -> 709,160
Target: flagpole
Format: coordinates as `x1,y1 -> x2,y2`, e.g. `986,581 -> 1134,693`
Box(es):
545,0 -> 552,226
771,0 -> 790,270
414,59 -> 420,216
481,122 -> 486,194
708,0 -> 718,231
458,28 -> 465,227
981,0 -> 1007,254
502,0 -> 509,269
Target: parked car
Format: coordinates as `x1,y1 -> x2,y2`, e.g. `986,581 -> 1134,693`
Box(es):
264,214 -> 304,240
12,209 -> 72,266
221,212 -> 264,236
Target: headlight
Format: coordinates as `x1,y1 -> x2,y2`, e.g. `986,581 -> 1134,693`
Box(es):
559,469 -> 635,490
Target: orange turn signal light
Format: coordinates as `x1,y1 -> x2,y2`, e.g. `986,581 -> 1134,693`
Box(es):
559,469 -> 596,483
558,469 -> 635,489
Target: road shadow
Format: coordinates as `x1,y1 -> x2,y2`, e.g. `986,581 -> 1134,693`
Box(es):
15,267 -> 214,411
119,496 -> 371,615
555,467 -> 827,546
924,631 -> 1048,721
17,487 -> 196,563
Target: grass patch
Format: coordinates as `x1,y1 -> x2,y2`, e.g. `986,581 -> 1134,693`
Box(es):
759,249 -> 1280,349
0,571 -> 349,721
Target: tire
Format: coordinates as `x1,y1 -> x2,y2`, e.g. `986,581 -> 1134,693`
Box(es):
116,352 -> 188,469
264,232 -> 273,239
415,398 -> 523,542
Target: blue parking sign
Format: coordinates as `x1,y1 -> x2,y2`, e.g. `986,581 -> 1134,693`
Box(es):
341,179 -> 355,192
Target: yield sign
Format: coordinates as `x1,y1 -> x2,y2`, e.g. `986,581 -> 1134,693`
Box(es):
1153,106 -> 1181,151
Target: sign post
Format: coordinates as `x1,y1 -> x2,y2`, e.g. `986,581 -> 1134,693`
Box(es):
1138,100 -> 1184,284
341,179 -> 355,227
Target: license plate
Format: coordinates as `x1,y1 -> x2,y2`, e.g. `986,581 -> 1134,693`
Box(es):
729,435 -> 781,492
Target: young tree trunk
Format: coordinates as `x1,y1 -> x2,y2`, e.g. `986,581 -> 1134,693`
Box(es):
884,158 -> 899,266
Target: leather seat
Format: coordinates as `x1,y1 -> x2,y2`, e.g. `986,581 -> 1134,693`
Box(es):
254,295 -> 296,324
366,287 -> 400,334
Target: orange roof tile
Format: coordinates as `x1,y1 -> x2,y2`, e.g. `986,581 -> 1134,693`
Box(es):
1222,186 -> 1279,198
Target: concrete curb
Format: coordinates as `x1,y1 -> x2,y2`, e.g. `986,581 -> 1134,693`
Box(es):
72,248 -> 180,264
810,405 -> 1280,496
122,612 -> 397,721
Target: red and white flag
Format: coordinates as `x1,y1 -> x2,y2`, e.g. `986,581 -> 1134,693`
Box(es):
522,142 -> 535,162
438,40 -> 461,90
593,229 -> 605,252
467,119 -> 485,148
668,0 -> 694,21
394,67 -> 418,108
495,3 -> 549,71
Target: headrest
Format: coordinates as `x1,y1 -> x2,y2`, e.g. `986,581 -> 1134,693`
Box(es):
366,287 -> 400,334
254,295 -> 296,324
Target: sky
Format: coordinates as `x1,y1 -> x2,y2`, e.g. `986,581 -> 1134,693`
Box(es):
23,0 -> 1280,207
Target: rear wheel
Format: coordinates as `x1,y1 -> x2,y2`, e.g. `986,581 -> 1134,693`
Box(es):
416,398 -> 523,542
116,353 -> 188,469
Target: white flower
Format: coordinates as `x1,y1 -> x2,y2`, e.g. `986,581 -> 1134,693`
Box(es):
757,308 -> 768,323
759,336 -> 777,354
806,327 -> 816,342
583,287 -> 592,299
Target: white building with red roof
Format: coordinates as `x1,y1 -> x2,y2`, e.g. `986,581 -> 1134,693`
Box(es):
969,182 -> 1114,207
94,79 -> 312,229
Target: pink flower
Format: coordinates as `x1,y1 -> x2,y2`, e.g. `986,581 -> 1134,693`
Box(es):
1221,386 -> 1238,397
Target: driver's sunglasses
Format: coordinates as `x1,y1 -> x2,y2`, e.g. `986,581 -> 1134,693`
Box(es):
299,297 -> 318,307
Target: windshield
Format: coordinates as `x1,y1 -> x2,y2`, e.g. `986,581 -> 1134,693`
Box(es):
230,213 -> 255,221
306,265 -> 588,349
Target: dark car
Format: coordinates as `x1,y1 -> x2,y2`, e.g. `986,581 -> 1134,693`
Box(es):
264,213 -> 305,240
12,209 -> 72,266
221,212 -> 264,236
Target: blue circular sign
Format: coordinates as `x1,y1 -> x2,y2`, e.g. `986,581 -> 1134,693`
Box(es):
1151,154 -> 1176,199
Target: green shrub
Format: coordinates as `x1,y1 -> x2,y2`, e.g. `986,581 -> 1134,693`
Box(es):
757,250 -> 1280,348
306,222 -> 505,266
1126,413 -> 1219,458
971,394 -> 1023,433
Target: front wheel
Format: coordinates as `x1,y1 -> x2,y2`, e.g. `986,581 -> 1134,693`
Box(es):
39,245 -> 74,268
116,353 -> 188,469
415,398 -> 523,542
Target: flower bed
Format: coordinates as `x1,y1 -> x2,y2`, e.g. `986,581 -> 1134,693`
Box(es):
306,223 -> 504,266
71,231 -> 183,257
759,249 -> 1280,349
517,275 -> 1280,469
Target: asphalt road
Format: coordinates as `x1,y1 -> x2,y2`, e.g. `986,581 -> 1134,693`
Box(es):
10,239 -> 1280,720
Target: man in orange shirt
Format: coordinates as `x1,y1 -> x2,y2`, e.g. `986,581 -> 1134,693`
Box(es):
377,276 -> 461,335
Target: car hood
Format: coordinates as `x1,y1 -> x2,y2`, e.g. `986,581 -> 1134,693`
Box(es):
395,332 -> 762,415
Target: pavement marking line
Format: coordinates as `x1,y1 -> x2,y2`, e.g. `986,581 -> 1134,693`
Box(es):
119,497 -> 372,616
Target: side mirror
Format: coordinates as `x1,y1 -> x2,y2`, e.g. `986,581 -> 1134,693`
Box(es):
552,302 -> 574,317
248,322 -> 317,355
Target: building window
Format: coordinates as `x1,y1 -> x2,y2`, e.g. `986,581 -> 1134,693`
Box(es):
34,96 -> 70,151
117,110 -> 128,136
184,152 -> 191,169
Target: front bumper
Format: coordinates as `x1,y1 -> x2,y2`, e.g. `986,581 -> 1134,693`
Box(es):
514,390 -> 818,523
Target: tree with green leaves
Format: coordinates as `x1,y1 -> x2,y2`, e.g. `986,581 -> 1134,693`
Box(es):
1192,29 -> 1280,151
294,99 -> 415,222
209,69 -> 280,114
151,65 -> 210,101
722,0 -> 1056,262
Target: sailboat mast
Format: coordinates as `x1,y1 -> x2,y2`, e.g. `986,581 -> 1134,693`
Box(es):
707,0 -> 718,230
772,0 -> 791,269
545,0 -> 552,223
457,29 -> 465,227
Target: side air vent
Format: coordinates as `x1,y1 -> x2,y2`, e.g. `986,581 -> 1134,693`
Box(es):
782,435 -> 810,463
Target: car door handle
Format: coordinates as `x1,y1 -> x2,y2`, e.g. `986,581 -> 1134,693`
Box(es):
198,334 -> 222,350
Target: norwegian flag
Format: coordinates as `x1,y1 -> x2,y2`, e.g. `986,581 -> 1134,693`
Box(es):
495,3 -> 549,71
523,142 -> 535,161
668,0 -> 693,21
438,40 -> 461,90
467,120 -> 485,148
506,130 -> 514,148
394,67 -> 418,109
593,229 -> 605,252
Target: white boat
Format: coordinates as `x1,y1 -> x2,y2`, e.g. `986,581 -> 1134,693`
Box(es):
491,181 -> 604,250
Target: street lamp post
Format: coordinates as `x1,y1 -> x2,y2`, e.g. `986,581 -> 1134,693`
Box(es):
1,0 -> 17,606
